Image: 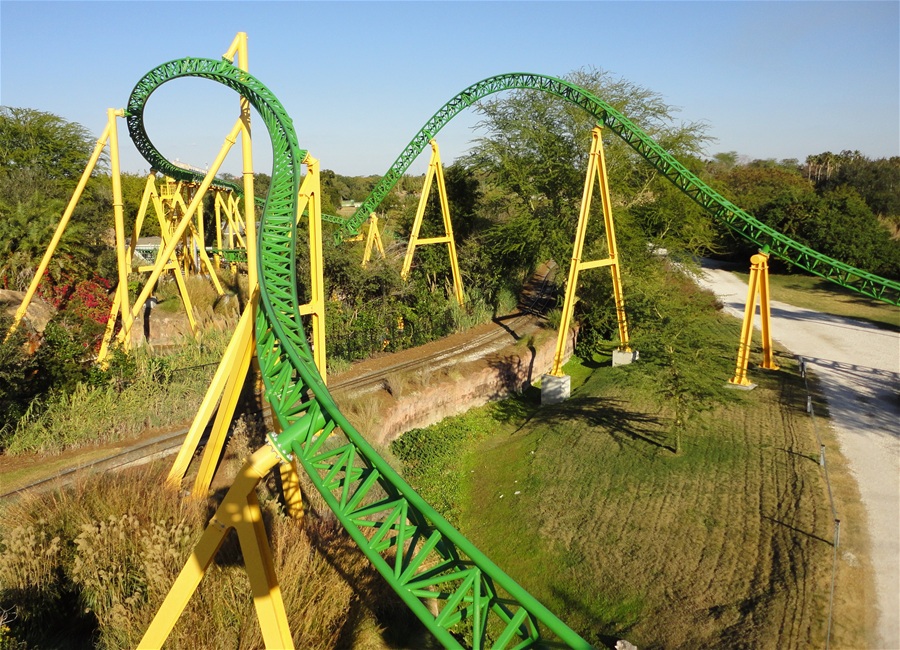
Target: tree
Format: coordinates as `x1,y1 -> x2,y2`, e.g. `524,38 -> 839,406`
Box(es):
469,67 -> 713,271
0,107 -> 100,183
0,107 -> 111,290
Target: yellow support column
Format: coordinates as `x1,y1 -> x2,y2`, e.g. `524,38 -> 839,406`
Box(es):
139,440 -> 294,649
729,252 -> 779,388
6,112 -> 114,341
400,140 -> 465,305
361,213 -> 386,267
296,154 -> 328,382
549,126 -> 631,382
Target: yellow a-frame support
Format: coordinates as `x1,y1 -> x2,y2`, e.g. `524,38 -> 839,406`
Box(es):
6,108 -> 133,346
400,140 -> 465,305
98,174 -> 202,361
361,213 -> 386,267
550,126 -> 629,377
139,436 -> 296,649
728,251 -> 778,387
212,189 -> 248,272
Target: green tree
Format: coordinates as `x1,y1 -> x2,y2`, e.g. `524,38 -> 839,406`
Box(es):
0,107 -> 100,183
0,107 -> 112,289
470,67 -> 713,272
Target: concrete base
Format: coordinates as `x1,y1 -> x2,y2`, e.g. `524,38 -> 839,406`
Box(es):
612,349 -> 639,367
541,374 -> 571,405
726,381 -> 757,391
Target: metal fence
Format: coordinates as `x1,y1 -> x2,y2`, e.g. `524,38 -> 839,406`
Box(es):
796,355 -> 840,650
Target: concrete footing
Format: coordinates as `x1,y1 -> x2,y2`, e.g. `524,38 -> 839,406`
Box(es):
541,374 -> 571,405
612,348 -> 639,367
726,381 -> 757,391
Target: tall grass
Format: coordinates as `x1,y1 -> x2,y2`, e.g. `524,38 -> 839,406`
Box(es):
0,430 -> 411,648
3,330 -> 230,455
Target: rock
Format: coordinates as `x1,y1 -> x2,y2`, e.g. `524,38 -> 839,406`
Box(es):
0,289 -> 56,333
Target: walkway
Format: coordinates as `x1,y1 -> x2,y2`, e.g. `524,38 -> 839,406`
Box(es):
694,260 -> 899,649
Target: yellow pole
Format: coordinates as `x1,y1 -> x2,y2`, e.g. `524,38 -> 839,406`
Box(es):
190,296 -> 257,498
296,153 -> 327,382
758,255 -> 778,371
434,152 -> 465,306
108,108 -> 134,349
121,119 -> 243,337
140,441 -> 294,649
6,115 -> 113,340
225,32 -> 258,292
594,127 -> 630,351
400,140 -> 464,305
166,297 -> 254,486
729,254 -> 763,386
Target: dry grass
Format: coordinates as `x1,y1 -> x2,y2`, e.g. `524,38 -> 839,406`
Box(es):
0,424 -> 421,649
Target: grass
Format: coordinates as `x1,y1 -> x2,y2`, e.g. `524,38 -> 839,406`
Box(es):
733,270 -> 900,331
0,429 -> 422,649
389,274 -> 875,650
2,330 -> 230,455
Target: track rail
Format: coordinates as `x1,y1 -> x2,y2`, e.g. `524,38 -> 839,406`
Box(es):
125,57 -> 896,647
127,58 -> 591,648
339,74 -> 899,305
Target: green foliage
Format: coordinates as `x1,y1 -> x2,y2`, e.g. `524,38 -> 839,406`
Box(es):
391,408 -> 502,526
709,157 -> 899,278
0,107 -> 114,290
464,66 -> 716,317
0,107 -> 99,182
0,330 -> 229,455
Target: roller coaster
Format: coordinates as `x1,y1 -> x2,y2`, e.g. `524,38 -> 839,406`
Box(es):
17,32 -> 898,649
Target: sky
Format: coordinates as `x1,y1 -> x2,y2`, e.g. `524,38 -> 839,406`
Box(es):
1,1 -> 898,178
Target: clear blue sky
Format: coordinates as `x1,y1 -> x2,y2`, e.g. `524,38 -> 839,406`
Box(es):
2,1 -> 898,177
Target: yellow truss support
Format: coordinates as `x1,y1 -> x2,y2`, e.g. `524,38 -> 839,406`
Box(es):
168,152 -> 327,502
138,440 -> 294,649
729,252 -> 779,387
361,213 -> 386,267
6,109 -> 128,343
213,190 -> 247,271
400,140 -> 465,305
550,126 -> 629,377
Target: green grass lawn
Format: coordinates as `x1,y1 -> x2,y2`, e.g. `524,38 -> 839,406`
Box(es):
392,353 -> 873,649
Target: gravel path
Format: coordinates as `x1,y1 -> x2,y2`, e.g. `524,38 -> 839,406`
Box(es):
693,260 -> 899,649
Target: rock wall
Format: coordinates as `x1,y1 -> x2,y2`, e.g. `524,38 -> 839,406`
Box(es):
372,328 -> 573,446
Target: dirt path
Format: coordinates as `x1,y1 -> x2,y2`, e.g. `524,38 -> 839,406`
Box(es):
694,259 -> 900,649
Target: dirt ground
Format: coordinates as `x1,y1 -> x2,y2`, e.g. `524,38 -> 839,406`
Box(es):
693,259 -> 900,649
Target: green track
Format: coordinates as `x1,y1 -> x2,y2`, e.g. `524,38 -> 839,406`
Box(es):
339,73 -> 899,306
127,58 -> 592,649
126,58 -> 897,648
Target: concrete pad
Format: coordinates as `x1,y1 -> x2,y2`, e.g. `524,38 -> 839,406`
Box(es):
541,374 -> 571,405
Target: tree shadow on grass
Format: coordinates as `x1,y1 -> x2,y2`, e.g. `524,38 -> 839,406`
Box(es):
537,396 -> 674,455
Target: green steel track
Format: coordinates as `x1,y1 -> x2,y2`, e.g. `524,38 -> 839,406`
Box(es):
339,73 -> 900,306
126,58 -> 593,649
126,58 -> 897,647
